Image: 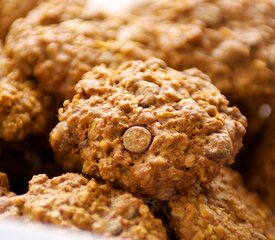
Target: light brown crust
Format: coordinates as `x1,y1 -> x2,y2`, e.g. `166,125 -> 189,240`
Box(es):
0,173 -> 167,240
50,58 -> 246,200
169,167 -> 275,240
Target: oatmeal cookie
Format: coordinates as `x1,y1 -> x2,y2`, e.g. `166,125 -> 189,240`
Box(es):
120,0 -> 275,100
5,18 -> 151,99
169,167 -> 275,240
0,173 -> 167,240
0,42 -> 52,141
50,59 -> 247,200
0,77 -> 52,141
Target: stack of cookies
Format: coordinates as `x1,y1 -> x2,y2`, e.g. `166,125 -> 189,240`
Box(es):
0,0 -> 275,239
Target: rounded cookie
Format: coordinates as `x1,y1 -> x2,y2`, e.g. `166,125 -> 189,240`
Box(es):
168,167 -> 275,240
0,173 -> 167,240
50,58 -> 247,200
121,0 -> 275,100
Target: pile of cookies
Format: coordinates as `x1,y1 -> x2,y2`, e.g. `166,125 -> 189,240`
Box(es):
0,0 -> 275,239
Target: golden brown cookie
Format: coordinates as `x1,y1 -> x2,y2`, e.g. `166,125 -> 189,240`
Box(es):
50,59 -> 247,200
0,173 -> 167,240
0,42 -> 52,141
169,167 -> 275,240
5,18 -> 151,99
122,0 -> 275,100
23,0 -> 87,26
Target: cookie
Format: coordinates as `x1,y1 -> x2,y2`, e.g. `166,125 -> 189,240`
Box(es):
50,58 -> 246,200
169,167 -> 275,240
0,173 -> 167,240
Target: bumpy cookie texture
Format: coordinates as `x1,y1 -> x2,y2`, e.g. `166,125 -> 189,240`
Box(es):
0,173 -> 167,240
0,0 -> 42,39
121,0 -> 275,144
50,59 -> 246,200
246,110 -> 275,212
125,0 -> 275,100
0,43 -> 51,141
169,167 -> 275,240
5,18 -> 151,99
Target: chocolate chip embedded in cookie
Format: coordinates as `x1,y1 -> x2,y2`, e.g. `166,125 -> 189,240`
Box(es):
50,58 -> 247,200
123,126 -> 152,153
